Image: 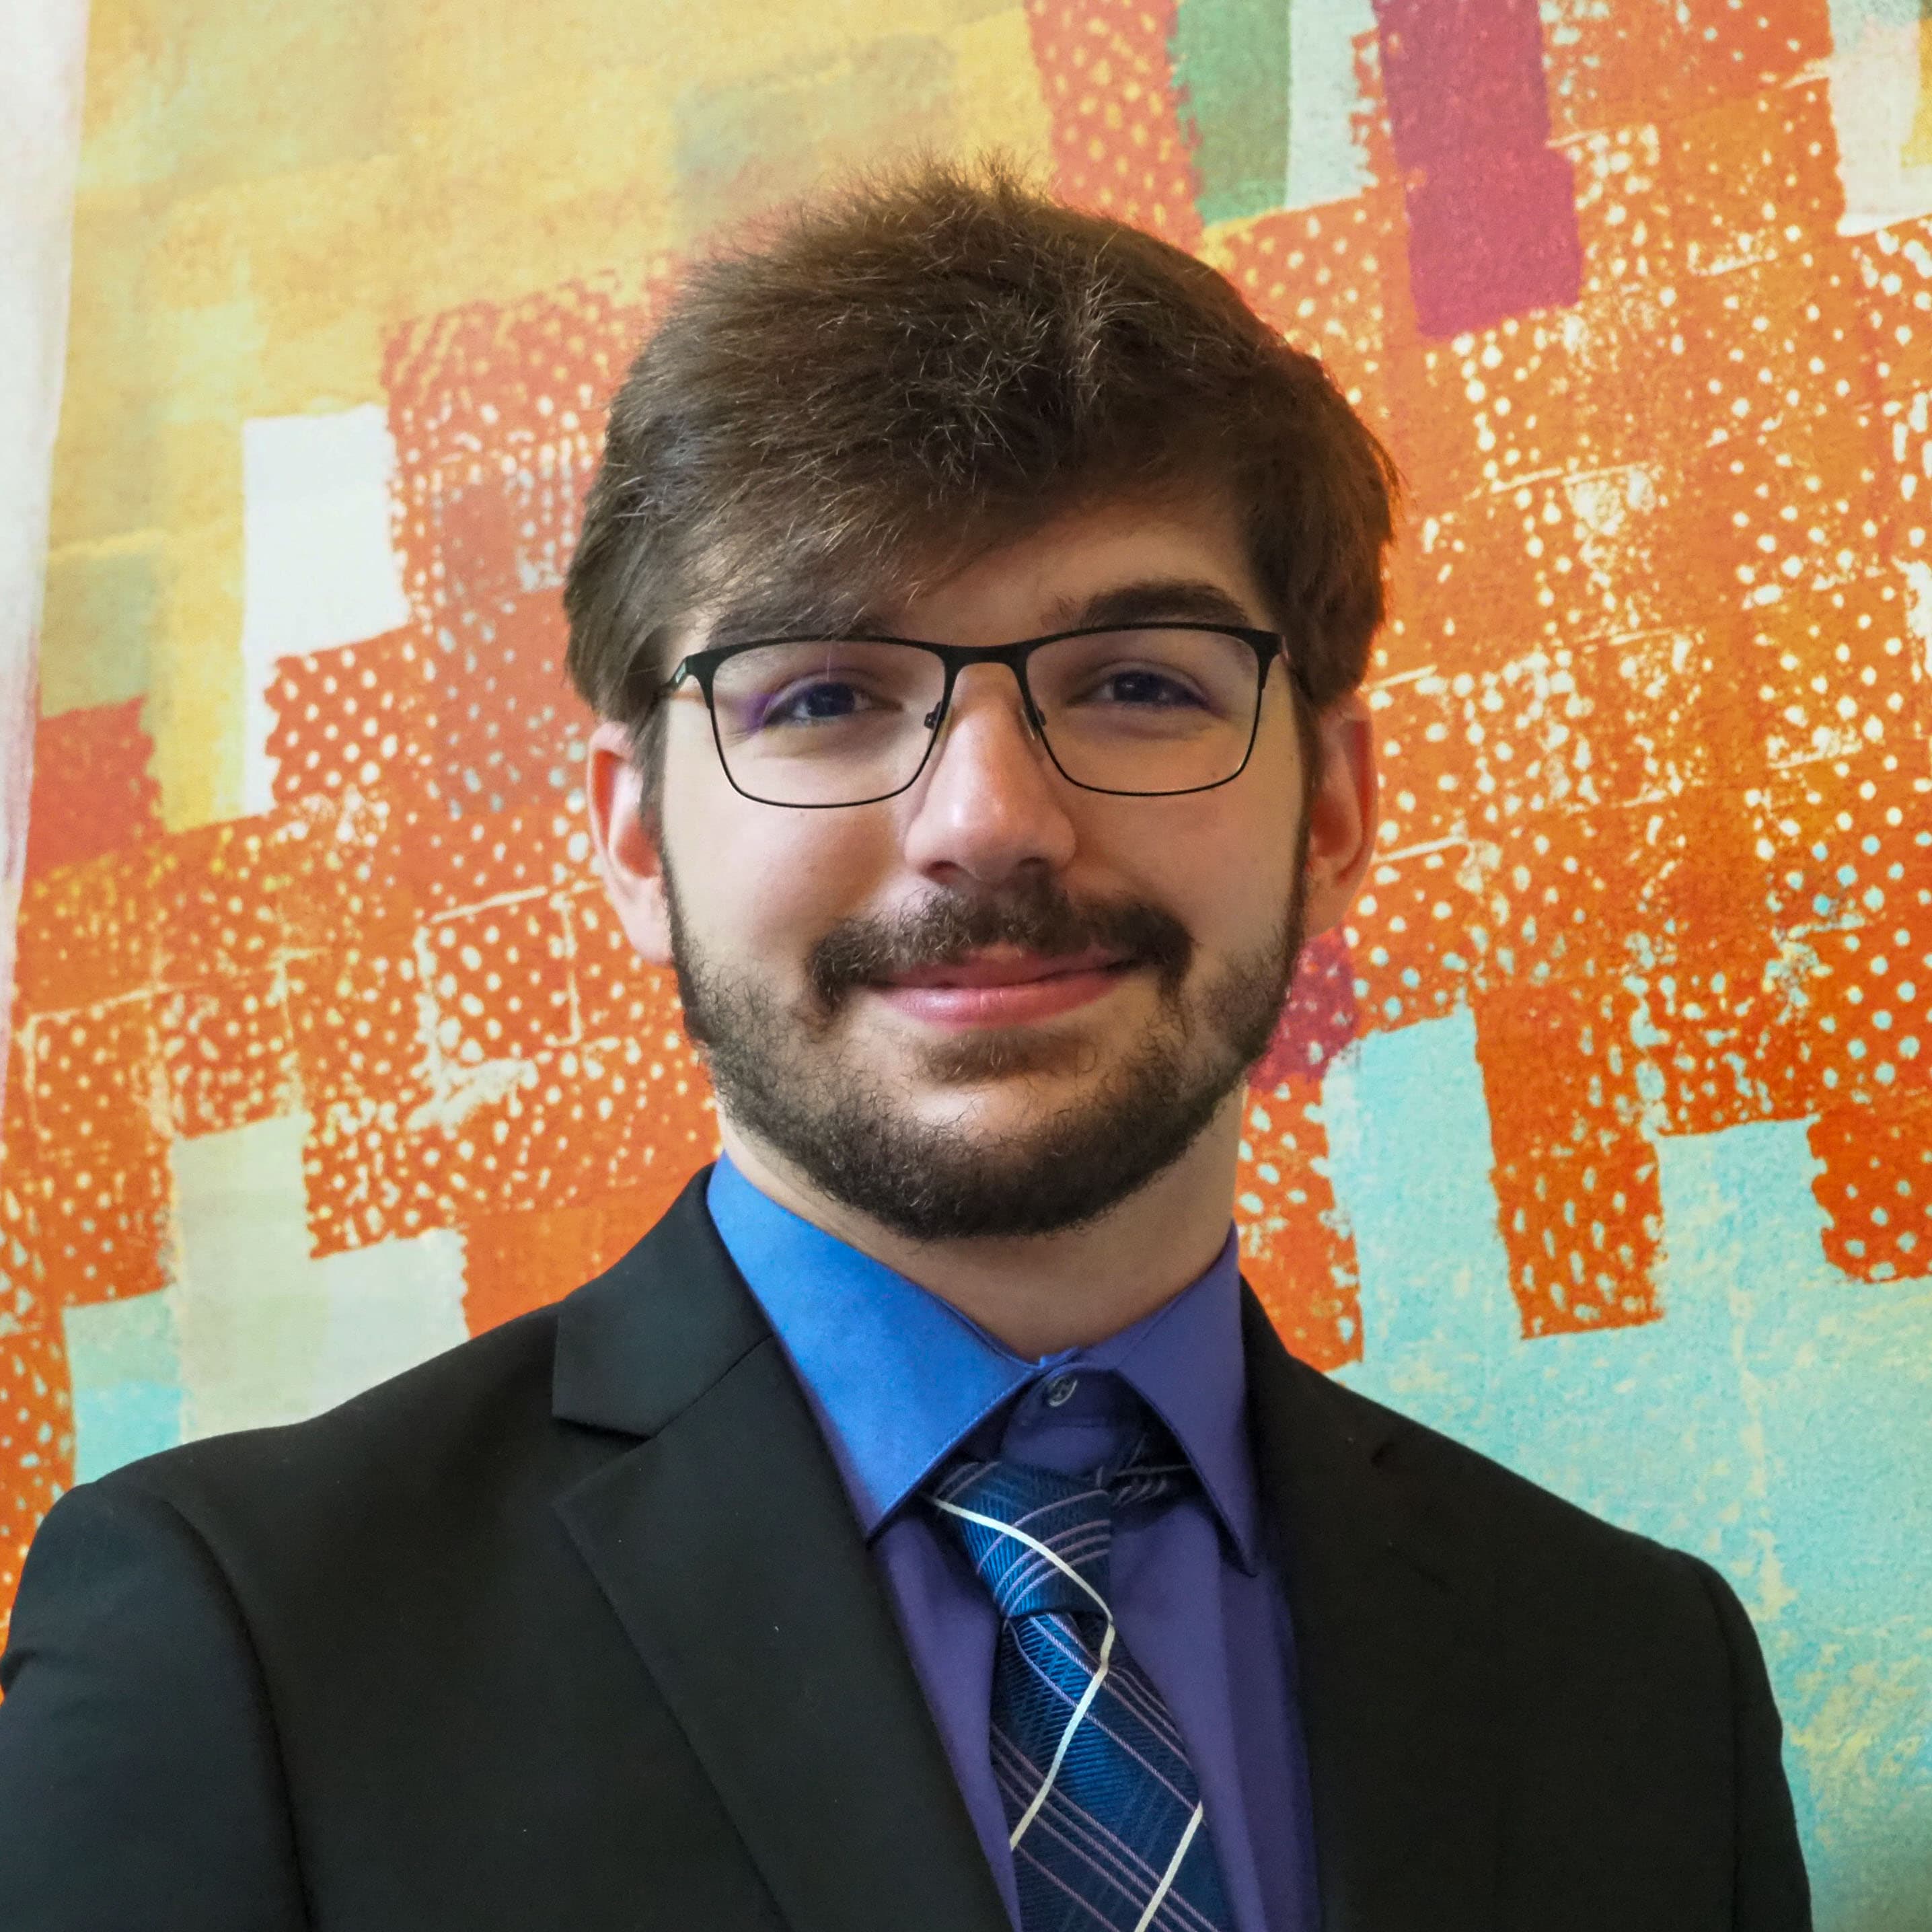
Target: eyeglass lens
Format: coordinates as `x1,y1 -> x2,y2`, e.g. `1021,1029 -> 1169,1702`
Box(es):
705,630 -> 1264,806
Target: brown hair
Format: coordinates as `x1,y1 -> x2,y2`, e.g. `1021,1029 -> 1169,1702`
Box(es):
564,157 -> 1399,777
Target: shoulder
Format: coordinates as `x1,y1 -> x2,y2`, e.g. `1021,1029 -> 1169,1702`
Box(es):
41,1175 -> 740,1604
2,1306 -> 562,1749
1256,1341 -> 1789,1815
1269,1344 -> 1732,1633
1273,1358 -> 1810,1921
71,1300 -> 583,1575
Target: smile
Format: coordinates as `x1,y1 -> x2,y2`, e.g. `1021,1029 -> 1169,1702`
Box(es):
868,949 -> 1136,1028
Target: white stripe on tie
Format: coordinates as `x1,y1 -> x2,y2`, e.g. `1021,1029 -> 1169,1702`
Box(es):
1006,1621 -> 1117,1849
928,1496 -> 1113,1618
928,1493 -> 1125,1855
1131,1801 -> 1205,1932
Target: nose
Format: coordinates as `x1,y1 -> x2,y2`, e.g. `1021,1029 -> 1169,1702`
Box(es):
899,663 -> 1078,888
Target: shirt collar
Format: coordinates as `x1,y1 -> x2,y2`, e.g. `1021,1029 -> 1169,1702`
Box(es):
705,1154 -> 1261,1571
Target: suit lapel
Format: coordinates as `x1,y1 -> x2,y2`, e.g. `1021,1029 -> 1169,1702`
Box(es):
1242,1290 -> 1501,1932
551,1175 -> 1008,1932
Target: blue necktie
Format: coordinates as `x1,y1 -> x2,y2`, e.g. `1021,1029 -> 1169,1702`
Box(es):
928,1449 -> 1236,1932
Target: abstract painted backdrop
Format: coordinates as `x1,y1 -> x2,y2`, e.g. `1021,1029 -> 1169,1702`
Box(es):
9,0 -> 1932,1921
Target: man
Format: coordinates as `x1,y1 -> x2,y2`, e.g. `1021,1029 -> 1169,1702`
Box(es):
0,163 -> 1809,1931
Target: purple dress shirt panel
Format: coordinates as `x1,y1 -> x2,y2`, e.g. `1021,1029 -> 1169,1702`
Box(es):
706,1155 -> 1318,1932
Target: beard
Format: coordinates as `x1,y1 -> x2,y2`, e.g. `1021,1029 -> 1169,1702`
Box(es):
664,859 -> 1308,1242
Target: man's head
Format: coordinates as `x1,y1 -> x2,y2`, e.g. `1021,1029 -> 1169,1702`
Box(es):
572,160 -> 1395,1244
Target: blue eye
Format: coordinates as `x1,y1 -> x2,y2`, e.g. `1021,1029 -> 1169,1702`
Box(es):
745,683 -> 889,734
714,641 -> 940,749
757,680 -> 872,729
1094,669 -> 1207,708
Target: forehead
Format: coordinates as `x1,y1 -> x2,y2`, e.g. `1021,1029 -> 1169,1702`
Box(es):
896,496 -> 1266,636
702,491 -> 1270,646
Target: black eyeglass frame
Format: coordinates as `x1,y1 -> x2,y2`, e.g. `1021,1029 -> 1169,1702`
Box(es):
656,622 -> 1302,809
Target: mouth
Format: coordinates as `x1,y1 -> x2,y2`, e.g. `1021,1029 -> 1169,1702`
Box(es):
881,946 -> 1129,990
868,947 -> 1138,1029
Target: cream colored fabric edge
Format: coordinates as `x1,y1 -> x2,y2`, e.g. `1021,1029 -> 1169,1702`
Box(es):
0,0 -> 91,1113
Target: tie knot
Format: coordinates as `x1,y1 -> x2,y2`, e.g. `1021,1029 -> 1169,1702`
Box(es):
926,1446 -> 1193,1621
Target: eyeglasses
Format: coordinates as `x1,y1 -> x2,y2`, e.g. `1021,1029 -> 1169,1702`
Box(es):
657,624 -> 1299,809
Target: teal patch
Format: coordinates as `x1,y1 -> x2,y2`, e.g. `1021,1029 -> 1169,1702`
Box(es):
1170,0 -> 1292,227
63,1291 -> 183,1481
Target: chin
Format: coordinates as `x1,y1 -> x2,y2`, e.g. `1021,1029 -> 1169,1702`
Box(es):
894,1029 -> 1109,1090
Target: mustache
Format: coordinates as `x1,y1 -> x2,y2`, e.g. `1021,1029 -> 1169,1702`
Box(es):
806,877 -> 1194,1009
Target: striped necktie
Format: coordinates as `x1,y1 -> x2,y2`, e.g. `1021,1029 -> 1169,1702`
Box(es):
928,1449 -> 1236,1932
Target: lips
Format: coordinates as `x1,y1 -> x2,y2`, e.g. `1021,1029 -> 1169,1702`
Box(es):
877,946 -> 1129,991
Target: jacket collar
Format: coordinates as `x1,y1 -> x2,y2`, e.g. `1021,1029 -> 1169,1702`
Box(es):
1241,1288 -> 1501,1932
550,1170 -> 1010,1932
551,1167 -> 770,1437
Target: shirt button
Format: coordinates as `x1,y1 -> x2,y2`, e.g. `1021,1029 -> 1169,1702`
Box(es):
1043,1374 -> 1078,1408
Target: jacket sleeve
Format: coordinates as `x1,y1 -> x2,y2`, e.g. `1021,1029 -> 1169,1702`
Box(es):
0,1475 -> 309,1931
1689,1558 -> 1812,1932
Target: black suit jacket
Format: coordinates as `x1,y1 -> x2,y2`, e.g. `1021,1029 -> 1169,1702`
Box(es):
0,1170 -> 1810,1930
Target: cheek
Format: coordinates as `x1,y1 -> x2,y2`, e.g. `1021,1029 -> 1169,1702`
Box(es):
1090,779 -> 1302,948
1057,826 -> 1275,992
665,794 -> 895,963
1164,824 -> 1294,946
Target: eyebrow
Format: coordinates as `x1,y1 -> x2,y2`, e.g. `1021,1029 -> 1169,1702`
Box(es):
703,591 -> 873,648
1039,577 -> 1265,634
700,573 -> 1266,648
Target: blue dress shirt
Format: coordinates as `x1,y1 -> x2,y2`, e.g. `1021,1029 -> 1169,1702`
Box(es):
706,1154 -> 1319,1932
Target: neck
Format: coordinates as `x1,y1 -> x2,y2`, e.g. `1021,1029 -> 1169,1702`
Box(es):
715,1101 -> 1244,1359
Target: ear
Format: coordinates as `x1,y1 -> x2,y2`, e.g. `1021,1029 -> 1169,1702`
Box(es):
1300,692 -> 1380,939
585,718 -> 673,965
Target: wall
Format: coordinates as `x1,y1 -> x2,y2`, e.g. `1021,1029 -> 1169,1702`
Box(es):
5,1 -> 1930,1921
